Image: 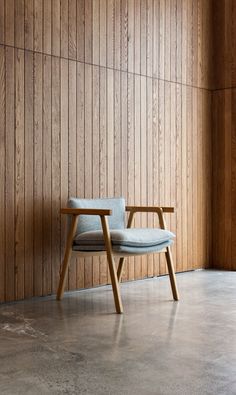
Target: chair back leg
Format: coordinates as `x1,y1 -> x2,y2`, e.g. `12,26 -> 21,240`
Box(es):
117,257 -> 125,282
57,215 -> 78,300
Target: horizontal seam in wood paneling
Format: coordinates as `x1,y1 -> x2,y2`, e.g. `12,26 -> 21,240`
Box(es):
212,87 -> 236,92
0,43 -> 212,92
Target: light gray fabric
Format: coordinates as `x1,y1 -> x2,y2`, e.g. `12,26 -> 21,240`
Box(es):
68,197 -> 126,235
73,240 -> 173,254
74,228 -> 175,247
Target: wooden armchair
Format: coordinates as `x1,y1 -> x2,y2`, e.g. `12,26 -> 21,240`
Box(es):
57,198 -> 179,314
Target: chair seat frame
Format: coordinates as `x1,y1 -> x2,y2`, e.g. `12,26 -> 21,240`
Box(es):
57,205 -> 179,313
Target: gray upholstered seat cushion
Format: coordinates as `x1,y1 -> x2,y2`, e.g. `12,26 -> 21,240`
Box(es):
73,228 -> 175,254
73,240 -> 173,255
68,197 -> 125,235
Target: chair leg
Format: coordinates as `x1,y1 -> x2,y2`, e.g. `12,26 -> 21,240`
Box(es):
117,257 -> 125,282
57,215 -> 78,300
100,216 -> 123,313
57,251 -> 71,300
165,246 -> 179,301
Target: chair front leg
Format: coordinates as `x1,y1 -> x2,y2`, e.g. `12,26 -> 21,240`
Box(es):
57,215 -> 78,300
165,246 -> 179,301
157,209 -> 179,301
100,215 -> 123,314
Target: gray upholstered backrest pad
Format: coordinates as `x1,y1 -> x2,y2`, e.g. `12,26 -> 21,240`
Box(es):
68,197 -> 126,235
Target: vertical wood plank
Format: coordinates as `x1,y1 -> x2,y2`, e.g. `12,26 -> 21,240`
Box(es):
92,65 -> 100,286
146,0 -> 153,78
0,45 -> 5,301
5,0 -> 14,46
127,0 -> 134,74
204,91 -> 212,267
43,0 -> 52,55
186,0 -> 193,86
107,68 -> 114,197
181,0 -> 187,85
51,56 -> 61,293
202,0 -> 212,89
121,0 -> 128,71
114,0 -> 121,70
99,67 -> 107,199
121,71 -> 128,280
127,72 -> 135,280
170,82 -> 177,267
34,0 -> 43,52
134,0 -> 140,75
99,66 -> 108,285
15,48 -> 25,300
24,0 -> 34,51
153,78 -> 160,276
197,0 -> 203,88
192,87 -> 198,268
15,0 -> 24,48
33,52 -> 43,296
24,51 -> 34,298
192,0 -> 198,87
159,0 -> 165,80
84,63 -> 93,287
181,84 -> 188,271
92,0 -> 100,65
231,90 -> 236,269
0,0 -> 4,44
85,0 -> 92,64
114,69 -> 121,197
107,0 -> 114,69
69,0 -> 77,60
68,60 -> 77,289
164,0 -> 171,81
176,0 -> 182,83
61,0 -> 68,58
77,0 -> 85,62
158,79 -> 165,274
186,85 -> 193,270
76,61 -> 85,288
5,47 -> 15,301
52,0 -> 61,57
153,0 -> 159,78
224,90 -> 232,268
134,74 -> 141,279
99,0 -> 106,67
140,0 -> 146,75
140,75 -> 147,277
42,55 -> 52,295
164,81 -> 171,275
60,58 -> 69,290
176,83 -> 182,272
147,77 -> 154,277
170,0 -> 177,82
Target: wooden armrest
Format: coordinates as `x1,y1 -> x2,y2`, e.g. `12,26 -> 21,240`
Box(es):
61,208 -> 112,216
125,206 -> 174,213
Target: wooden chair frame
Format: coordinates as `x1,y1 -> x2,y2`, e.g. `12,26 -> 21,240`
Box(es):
57,206 -> 179,314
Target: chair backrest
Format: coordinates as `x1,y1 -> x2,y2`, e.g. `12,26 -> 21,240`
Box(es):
68,197 -> 126,235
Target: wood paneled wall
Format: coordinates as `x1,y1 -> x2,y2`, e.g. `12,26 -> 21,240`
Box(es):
212,0 -> 236,270
0,0 -> 213,303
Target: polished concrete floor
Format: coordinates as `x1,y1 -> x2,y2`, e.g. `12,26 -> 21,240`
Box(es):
0,270 -> 236,395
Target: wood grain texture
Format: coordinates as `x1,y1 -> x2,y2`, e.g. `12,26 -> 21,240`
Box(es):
0,1 -> 214,302
0,45 -> 5,301
212,0 -> 236,270
24,50 -> 34,297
